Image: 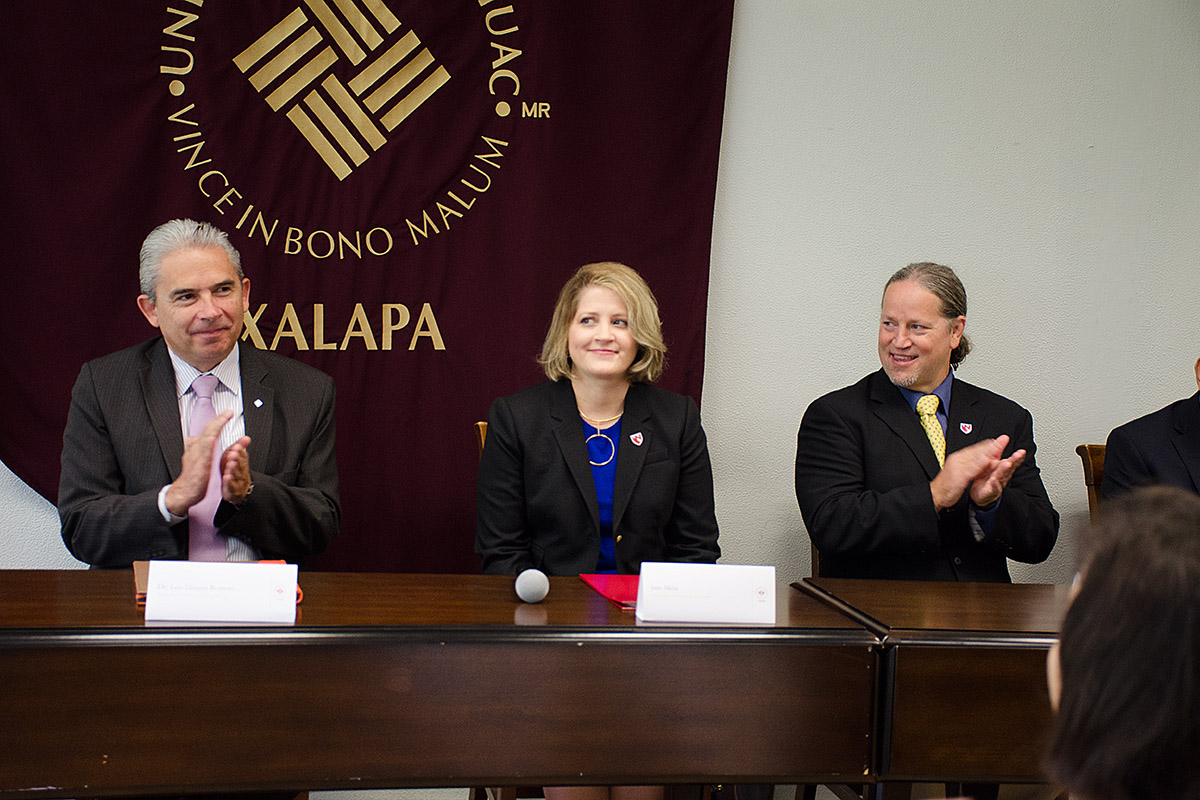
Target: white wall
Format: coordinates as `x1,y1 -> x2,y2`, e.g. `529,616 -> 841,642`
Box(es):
704,0 -> 1200,586
0,460 -> 77,568
5,1 -> 1200,589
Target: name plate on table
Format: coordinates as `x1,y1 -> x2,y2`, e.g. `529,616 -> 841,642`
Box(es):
144,560 -> 298,624
635,562 -> 776,624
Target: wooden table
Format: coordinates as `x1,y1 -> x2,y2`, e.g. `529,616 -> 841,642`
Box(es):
796,577 -> 1071,786
0,571 -> 877,798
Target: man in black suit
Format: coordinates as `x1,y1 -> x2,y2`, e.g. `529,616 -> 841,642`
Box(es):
795,262 -> 1058,583
59,219 -> 340,568
1102,358 -> 1200,499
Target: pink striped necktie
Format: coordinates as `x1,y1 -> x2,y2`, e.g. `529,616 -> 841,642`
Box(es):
187,374 -> 226,561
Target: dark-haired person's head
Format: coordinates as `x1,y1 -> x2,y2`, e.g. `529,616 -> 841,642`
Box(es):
1046,485 -> 1200,800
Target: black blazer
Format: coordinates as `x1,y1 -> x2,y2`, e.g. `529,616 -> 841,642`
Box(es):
795,369 -> 1058,582
475,380 -> 720,575
1102,393 -> 1200,499
58,337 -> 341,567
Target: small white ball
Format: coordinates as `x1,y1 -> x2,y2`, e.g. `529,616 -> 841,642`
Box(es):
515,568 -> 550,603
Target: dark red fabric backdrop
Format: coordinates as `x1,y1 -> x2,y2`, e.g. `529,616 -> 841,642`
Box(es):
0,2 -> 733,572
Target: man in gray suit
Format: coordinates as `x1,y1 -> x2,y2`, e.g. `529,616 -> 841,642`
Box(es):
58,219 -> 340,568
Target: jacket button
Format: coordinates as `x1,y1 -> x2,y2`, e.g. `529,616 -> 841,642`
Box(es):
953,557 -> 962,565
615,535 -> 623,543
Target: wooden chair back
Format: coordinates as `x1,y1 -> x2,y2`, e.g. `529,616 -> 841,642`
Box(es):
1075,443 -> 1106,523
474,421 -> 488,459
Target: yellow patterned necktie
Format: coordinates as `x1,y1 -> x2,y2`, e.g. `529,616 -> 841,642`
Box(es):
916,394 -> 945,468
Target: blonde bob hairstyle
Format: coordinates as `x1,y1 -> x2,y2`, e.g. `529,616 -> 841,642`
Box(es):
538,262 -> 667,384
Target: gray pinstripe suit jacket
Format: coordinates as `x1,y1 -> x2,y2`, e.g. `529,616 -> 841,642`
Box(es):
58,337 -> 340,567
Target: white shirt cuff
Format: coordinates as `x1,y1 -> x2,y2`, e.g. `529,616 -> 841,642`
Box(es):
157,484 -> 188,525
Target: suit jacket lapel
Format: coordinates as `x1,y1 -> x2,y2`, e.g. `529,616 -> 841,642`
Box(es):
1171,393 -> 1200,492
239,345 -> 274,474
945,377 -> 985,454
550,381 -> 601,533
612,384 -> 650,532
870,370 -> 941,479
142,339 -> 185,480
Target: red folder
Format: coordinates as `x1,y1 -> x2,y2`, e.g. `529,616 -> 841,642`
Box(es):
579,573 -> 639,610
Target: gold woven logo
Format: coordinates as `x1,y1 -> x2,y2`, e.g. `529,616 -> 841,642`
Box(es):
233,1 -> 451,181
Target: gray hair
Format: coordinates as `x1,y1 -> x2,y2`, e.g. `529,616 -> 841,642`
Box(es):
883,261 -> 972,367
138,219 -> 243,301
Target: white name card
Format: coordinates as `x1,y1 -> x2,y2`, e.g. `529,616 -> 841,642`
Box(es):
144,560 -> 298,624
635,562 -> 776,625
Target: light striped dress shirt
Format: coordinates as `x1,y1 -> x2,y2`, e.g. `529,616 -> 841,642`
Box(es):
162,343 -> 258,561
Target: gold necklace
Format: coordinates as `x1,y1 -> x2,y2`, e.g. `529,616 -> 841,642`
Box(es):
579,411 -> 623,425
579,411 -> 622,467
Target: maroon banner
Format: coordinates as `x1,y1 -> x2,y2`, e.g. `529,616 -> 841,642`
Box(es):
0,2 -> 733,572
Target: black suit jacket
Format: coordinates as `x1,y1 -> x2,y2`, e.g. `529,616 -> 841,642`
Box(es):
1102,393 -> 1200,499
58,337 -> 340,567
475,380 -> 720,575
795,369 -> 1058,581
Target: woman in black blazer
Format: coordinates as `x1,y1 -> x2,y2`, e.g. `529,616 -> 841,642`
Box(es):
476,262 -> 720,583
476,263 -> 720,800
